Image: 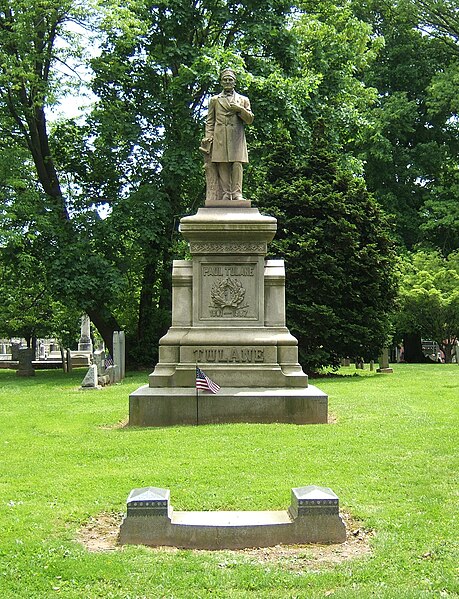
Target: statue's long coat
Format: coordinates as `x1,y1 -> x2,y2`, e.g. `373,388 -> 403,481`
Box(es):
205,92 -> 253,163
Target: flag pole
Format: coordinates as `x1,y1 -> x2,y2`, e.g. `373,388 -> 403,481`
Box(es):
195,363 -> 199,426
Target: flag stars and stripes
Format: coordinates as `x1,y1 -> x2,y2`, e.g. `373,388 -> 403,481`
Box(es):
195,366 -> 220,394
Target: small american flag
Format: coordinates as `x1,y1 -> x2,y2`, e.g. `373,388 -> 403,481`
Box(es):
104,354 -> 114,369
196,366 -> 220,394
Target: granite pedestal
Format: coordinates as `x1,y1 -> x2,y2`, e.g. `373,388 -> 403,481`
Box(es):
129,207 -> 328,426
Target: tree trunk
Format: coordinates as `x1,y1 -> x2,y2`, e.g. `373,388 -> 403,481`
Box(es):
86,306 -> 120,357
403,333 -> 431,363
135,247 -> 172,367
137,258 -> 159,347
441,343 -> 453,364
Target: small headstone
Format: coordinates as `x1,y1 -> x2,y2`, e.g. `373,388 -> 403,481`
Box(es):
70,353 -> 91,368
113,331 -> 125,382
93,349 -> 106,374
98,374 -> 110,386
78,314 -> 93,353
11,343 -> 20,361
106,364 -> 117,384
119,331 -> 126,379
16,348 -> 35,377
377,347 -> 393,374
79,364 -> 101,390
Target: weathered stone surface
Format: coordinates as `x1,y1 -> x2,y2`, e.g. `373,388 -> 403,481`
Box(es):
201,68 -> 253,202
78,314 -> 93,353
119,485 -> 346,549
113,331 -> 126,382
126,487 -> 170,517
16,348 -> 35,377
129,386 -> 327,426
93,349 -> 106,373
130,207 -> 328,425
98,374 -> 110,386
70,352 -> 91,368
377,347 -> 393,373
289,486 -> 340,518
79,364 -> 101,390
106,365 -> 117,384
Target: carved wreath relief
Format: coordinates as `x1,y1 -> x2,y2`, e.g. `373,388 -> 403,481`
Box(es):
200,263 -> 256,319
210,277 -> 248,317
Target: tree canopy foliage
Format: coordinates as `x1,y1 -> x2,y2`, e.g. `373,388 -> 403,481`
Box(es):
396,251 -> 459,363
0,0 -> 456,368
259,127 -> 397,371
349,0 -> 459,255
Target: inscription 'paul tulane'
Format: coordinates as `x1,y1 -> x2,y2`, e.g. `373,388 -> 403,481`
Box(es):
193,347 -> 264,363
202,265 -> 255,277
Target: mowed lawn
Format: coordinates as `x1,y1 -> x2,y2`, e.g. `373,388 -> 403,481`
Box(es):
0,363 -> 457,598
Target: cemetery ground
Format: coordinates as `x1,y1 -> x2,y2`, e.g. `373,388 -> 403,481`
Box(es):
0,365 -> 457,598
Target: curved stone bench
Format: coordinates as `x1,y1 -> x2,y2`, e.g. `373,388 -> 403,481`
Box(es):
119,486 -> 346,550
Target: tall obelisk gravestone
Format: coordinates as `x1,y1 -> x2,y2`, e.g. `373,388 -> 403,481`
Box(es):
129,199 -> 328,426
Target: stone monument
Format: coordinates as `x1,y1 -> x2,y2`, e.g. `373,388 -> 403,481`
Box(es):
78,364 -> 101,390
129,69 -> 328,426
78,314 -> 93,352
70,314 -> 93,368
119,484 -> 346,549
377,347 -> 393,374
16,347 -> 35,377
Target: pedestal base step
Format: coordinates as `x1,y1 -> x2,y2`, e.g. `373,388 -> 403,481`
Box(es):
129,385 -> 328,426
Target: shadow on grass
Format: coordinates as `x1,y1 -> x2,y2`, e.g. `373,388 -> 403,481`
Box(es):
0,368 -> 88,386
309,372 -> 377,384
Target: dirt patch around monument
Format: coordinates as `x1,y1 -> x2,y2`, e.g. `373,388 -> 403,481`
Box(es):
76,510 -> 373,570
327,412 -> 338,424
98,417 -> 129,430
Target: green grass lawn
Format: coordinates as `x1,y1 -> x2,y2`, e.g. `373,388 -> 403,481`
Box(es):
0,364 -> 458,598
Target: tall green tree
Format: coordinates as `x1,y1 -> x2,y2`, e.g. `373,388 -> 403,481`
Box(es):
396,251 -> 459,363
248,1 -> 398,370
257,127 -> 397,372
59,0 -> 299,362
0,0 -> 121,352
0,250 -> 81,350
352,0 -> 459,253
415,0 -> 459,255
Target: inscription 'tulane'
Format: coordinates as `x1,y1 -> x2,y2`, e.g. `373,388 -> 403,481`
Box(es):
202,265 -> 255,276
193,348 -> 265,363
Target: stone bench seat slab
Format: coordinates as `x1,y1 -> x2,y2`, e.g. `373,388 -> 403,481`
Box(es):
171,510 -> 292,527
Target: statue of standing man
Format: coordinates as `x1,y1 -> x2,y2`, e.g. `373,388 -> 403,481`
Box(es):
200,68 -> 254,203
